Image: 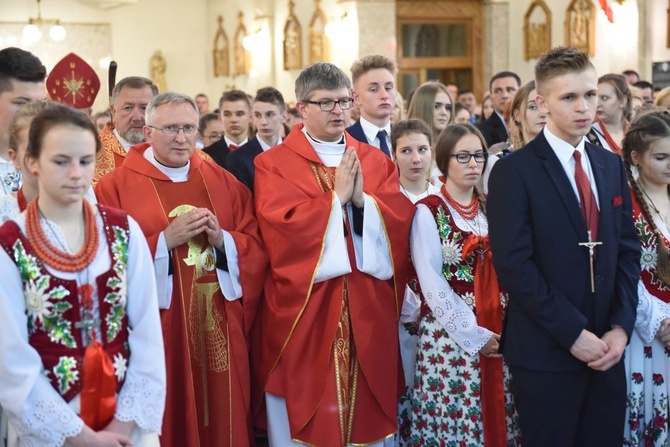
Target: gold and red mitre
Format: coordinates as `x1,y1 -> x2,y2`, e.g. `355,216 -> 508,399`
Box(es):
46,52 -> 100,109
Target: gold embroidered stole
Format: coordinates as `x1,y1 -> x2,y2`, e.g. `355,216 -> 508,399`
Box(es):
309,161 -> 360,446
94,124 -> 127,186
150,169 -> 231,430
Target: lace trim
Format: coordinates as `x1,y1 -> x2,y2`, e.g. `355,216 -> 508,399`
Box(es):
424,290 -> 492,355
8,398 -> 83,447
636,281 -> 670,345
115,376 -> 166,434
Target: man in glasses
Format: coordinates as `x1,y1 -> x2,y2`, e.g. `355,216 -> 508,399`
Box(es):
252,62 -> 415,447
93,76 -> 158,186
96,92 -> 267,447
198,112 -> 225,149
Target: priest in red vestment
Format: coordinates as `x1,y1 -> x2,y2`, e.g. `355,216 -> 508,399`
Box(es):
252,62 -> 415,447
95,92 -> 267,447
93,76 -> 157,186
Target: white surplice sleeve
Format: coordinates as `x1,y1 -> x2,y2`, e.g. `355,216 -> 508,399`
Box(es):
410,204 -> 493,356
350,194 -> 393,280
153,232 -> 173,309
214,230 -> 242,301
314,194 -> 352,283
634,279 -> 670,344
0,246 -> 84,447
114,217 -> 166,434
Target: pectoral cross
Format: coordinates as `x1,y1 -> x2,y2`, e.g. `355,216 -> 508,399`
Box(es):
75,310 -> 100,346
578,230 -> 602,293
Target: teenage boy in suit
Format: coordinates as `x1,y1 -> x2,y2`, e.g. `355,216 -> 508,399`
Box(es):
487,46 -> 640,446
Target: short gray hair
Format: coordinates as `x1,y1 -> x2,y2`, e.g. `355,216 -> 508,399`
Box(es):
295,63 -> 351,102
112,76 -> 158,102
146,92 -> 199,125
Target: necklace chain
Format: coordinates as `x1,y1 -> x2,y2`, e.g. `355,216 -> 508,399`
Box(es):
639,184 -> 670,228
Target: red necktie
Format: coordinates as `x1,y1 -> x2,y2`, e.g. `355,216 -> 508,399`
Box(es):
228,143 -> 238,151
573,150 -> 599,242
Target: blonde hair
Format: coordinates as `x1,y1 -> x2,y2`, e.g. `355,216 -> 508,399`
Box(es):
407,82 -> 454,141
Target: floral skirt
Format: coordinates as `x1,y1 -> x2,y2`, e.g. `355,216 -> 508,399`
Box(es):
398,313 -> 521,447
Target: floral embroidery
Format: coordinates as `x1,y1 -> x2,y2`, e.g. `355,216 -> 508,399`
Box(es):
640,246 -> 657,272
14,240 -> 75,348
104,226 -> 128,342
113,352 -> 128,381
441,239 -> 461,266
53,356 -> 79,395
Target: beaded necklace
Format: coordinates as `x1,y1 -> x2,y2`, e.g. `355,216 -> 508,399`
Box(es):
17,188 -> 27,212
25,198 -> 99,272
440,184 -> 479,220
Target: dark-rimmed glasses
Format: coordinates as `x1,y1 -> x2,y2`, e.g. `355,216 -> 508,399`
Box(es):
451,152 -> 488,164
303,98 -> 354,112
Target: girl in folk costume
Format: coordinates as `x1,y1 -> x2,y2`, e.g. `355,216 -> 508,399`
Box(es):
390,120 -> 440,441
590,73 -> 632,155
622,110 -> 670,446
0,101 -> 49,223
0,104 -> 165,447
399,123 -> 520,446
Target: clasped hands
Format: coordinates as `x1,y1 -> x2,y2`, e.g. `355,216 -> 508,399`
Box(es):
656,318 -> 670,347
164,208 -> 223,251
335,147 -> 365,208
570,327 -> 628,371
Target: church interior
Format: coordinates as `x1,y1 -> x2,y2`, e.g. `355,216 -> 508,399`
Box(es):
0,0 -> 667,112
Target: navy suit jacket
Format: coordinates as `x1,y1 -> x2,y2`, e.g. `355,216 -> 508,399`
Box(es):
487,131 -> 640,372
202,138 -> 231,169
226,137 -> 263,193
346,119 -> 368,144
476,112 -> 508,148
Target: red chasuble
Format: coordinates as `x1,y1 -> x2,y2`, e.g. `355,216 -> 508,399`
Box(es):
252,125 -> 415,447
95,144 -> 267,447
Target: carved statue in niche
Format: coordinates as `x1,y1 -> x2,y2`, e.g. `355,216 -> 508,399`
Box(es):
565,0 -> 595,56
213,15 -> 230,77
524,0 -> 552,60
415,25 -> 439,57
308,0 -> 329,64
234,11 -> 250,76
284,1 -> 303,70
150,50 -> 167,93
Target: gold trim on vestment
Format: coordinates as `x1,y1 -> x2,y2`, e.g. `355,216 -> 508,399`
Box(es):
258,162 -> 335,431
93,124 -> 127,186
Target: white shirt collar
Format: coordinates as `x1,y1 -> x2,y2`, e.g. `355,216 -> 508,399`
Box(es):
256,134 -> 282,152
302,127 -> 345,168
544,126 -> 586,164
112,128 -> 134,153
359,116 -> 391,146
224,135 -> 247,148
495,110 -> 508,133
143,146 -> 190,182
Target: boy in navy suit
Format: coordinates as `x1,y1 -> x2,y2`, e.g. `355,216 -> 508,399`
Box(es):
227,87 -> 286,193
487,46 -> 640,446
346,55 -> 395,157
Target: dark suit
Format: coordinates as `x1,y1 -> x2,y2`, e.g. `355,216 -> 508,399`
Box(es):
226,136 -> 263,193
346,119 -> 391,158
346,119 -> 367,144
487,131 -> 640,446
202,139 -> 232,169
476,111 -> 508,148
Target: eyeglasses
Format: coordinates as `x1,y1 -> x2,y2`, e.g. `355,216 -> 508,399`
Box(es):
451,152 -> 488,164
304,98 -> 354,112
202,133 -> 223,141
148,124 -> 198,137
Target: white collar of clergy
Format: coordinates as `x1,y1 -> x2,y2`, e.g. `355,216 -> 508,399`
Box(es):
112,128 -> 135,153
144,146 -> 190,183
302,127 -> 346,168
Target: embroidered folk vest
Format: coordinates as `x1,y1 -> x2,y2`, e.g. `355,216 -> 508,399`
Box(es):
0,204 -> 131,402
